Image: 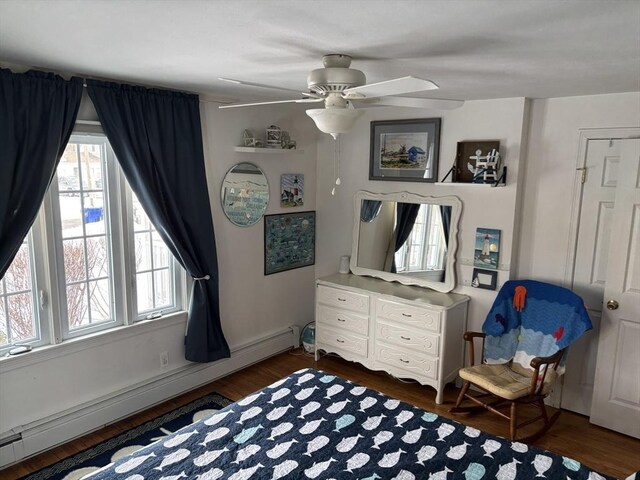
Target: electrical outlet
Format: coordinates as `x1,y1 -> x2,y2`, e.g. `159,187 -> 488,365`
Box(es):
160,351 -> 169,368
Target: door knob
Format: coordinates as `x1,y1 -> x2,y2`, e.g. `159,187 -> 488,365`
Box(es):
606,300 -> 619,310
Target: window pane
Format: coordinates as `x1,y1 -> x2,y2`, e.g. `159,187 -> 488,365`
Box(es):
86,237 -> 109,279
83,192 -> 105,236
135,232 -> 152,271
0,298 -> 7,346
67,283 -> 89,329
1,237 -> 39,347
152,232 -> 169,268
4,244 -> 31,293
59,193 -> 83,238
88,279 -> 112,322
132,196 -> 150,232
6,293 -> 36,341
79,144 -> 104,190
63,239 -> 86,283
154,269 -> 171,308
136,272 -> 153,312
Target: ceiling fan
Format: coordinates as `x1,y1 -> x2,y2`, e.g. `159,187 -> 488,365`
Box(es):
219,54 -> 464,138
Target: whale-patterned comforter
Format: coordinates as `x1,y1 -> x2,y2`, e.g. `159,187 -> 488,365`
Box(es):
87,368 -> 614,479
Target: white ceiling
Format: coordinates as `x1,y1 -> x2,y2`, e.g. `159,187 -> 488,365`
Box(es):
1,0 -> 639,104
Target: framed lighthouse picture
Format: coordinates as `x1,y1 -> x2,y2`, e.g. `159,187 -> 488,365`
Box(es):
281,174 -> 304,208
474,227 -> 501,270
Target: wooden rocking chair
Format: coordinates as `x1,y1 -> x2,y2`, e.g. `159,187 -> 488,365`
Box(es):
450,280 -> 592,442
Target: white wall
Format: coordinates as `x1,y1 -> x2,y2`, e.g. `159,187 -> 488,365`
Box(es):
517,92 -> 640,283
202,103 -> 319,345
315,98 -> 530,333
0,99 -> 318,461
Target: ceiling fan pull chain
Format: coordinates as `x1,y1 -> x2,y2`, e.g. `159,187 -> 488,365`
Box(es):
332,134 -> 342,196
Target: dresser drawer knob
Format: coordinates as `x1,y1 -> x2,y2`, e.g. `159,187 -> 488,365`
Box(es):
400,336 -> 411,341
336,339 -> 345,343
337,297 -> 347,302
402,313 -> 412,318
400,358 -> 410,364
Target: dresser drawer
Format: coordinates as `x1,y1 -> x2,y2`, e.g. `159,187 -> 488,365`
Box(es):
375,321 -> 439,356
376,298 -> 441,333
317,305 -> 369,335
317,325 -> 368,357
317,285 -> 369,314
374,342 -> 438,380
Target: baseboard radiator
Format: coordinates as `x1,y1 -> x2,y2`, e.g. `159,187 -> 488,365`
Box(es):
0,325 -> 300,468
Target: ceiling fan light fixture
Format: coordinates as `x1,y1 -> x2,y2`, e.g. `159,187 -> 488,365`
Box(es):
306,108 -> 364,139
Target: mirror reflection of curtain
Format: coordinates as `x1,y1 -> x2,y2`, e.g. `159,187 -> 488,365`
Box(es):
384,202 -> 421,274
360,200 -> 382,222
440,205 -> 451,247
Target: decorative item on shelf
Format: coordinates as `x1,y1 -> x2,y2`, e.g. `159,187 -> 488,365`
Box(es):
369,118 -> 441,182
470,148 -> 501,184
242,129 -> 263,148
264,211 -> 316,275
471,268 -> 498,290
281,174 -> 304,207
474,227 -> 501,270
265,125 -> 282,148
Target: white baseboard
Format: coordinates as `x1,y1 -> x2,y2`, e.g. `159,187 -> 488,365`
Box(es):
0,326 -> 298,468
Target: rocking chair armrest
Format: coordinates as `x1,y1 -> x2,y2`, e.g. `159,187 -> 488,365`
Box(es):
462,331 -> 486,367
528,349 -> 566,395
529,349 -> 565,370
463,331 -> 486,341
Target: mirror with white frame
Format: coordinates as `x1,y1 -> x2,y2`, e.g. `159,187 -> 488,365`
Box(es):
221,162 -> 269,227
350,190 -> 462,293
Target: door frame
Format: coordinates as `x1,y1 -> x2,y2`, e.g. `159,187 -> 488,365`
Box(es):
553,127 -> 640,409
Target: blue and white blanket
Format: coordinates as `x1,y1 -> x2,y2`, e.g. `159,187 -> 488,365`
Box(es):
87,368 -> 613,479
483,280 -> 592,374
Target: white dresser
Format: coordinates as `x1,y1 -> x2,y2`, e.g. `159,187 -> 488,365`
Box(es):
315,273 -> 469,404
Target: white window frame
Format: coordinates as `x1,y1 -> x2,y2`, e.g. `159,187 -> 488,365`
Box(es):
0,126 -> 186,354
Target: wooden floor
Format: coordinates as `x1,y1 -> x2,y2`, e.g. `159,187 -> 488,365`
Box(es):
3,350 -> 639,479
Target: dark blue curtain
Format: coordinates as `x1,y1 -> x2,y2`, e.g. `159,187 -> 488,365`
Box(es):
87,80 -> 229,363
440,205 -> 451,247
0,69 -> 82,278
391,202 -> 421,273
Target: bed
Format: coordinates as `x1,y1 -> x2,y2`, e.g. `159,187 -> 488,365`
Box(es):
87,368 -> 616,479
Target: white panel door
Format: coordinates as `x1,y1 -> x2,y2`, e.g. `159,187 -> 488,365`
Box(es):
562,139 -> 618,416
590,139 -> 640,438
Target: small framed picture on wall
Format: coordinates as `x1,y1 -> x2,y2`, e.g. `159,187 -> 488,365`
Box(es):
472,268 -> 498,290
280,174 -> 304,207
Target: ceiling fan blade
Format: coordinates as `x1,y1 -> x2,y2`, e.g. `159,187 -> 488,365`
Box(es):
219,98 -> 323,109
344,76 -> 439,99
218,77 -> 306,95
353,96 -> 464,110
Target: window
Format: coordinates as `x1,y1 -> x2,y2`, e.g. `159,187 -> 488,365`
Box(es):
0,132 -> 185,353
132,193 -> 177,318
56,139 -> 116,335
395,204 -> 446,274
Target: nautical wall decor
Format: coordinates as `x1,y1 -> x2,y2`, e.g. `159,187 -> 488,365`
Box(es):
474,227 -> 501,270
280,174 -> 304,207
264,211 -> 316,275
452,140 -> 500,183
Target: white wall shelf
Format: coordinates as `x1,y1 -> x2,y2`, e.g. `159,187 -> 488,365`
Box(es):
234,147 -> 304,154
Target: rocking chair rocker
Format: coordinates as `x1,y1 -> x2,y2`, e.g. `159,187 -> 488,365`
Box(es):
450,280 -> 592,442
